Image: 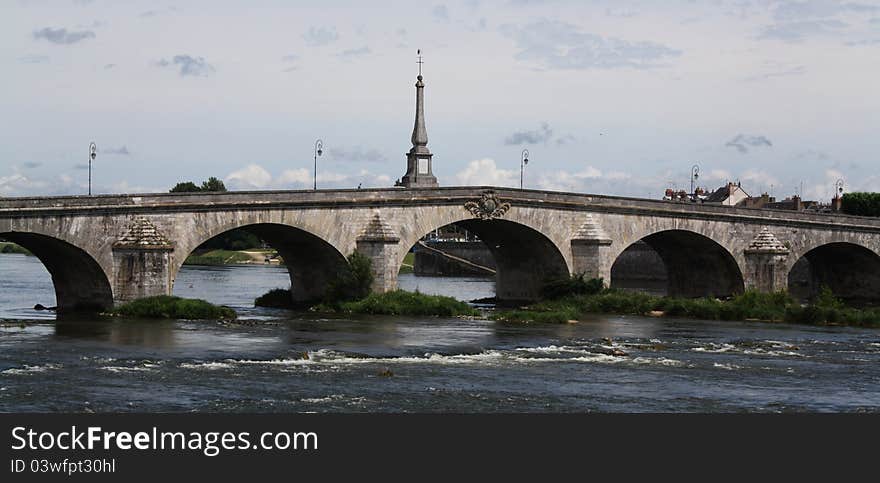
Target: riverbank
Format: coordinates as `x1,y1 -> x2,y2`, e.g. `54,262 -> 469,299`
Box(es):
183,249 -> 281,266
492,288 -> 880,328
0,242 -> 32,255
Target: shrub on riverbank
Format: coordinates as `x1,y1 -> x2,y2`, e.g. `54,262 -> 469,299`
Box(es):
111,296 -> 236,320
334,290 -> 480,317
325,252 -> 374,301
254,288 -> 294,309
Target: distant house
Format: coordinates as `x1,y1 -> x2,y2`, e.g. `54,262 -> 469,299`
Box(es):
704,182 -> 751,206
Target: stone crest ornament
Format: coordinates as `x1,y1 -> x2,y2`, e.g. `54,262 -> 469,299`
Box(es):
464,190 -> 510,220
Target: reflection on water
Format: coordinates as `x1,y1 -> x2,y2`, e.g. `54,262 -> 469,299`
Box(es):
2,255 -> 880,413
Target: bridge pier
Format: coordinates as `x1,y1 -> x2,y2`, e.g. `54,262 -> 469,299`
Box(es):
571,215 -> 613,283
112,219 -> 175,303
571,239 -> 613,282
357,215 -> 400,293
743,228 -> 790,294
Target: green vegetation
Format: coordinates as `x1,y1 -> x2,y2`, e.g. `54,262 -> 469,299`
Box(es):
399,252 -> 415,274
183,249 -> 255,266
540,273 -> 604,299
325,252 -> 374,302
111,296 -> 236,320
493,278 -> 880,327
841,192 -> 880,217
0,242 -> 32,255
332,290 -> 480,317
254,288 -> 294,309
170,177 -> 227,193
255,252 -> 477,317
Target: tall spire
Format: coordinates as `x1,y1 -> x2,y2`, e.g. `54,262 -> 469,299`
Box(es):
399,49 -> 438,188
410,50 -> 429,154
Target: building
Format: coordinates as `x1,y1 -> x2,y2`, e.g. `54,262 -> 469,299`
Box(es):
704,182 -> 751,206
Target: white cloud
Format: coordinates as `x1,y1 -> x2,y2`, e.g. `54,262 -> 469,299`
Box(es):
455,159 -> 519,187
226,164 -> 272,189
226,164 -> 389,190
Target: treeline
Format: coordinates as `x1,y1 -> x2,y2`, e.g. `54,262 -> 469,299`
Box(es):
841,192 -> 880,217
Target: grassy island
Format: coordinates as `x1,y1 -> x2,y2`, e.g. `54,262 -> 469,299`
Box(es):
492,277 -> 880,328
326,290 -> 480,317
111,296 -> 236,320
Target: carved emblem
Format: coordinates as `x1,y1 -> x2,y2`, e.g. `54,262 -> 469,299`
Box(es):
464,190 -> 511,220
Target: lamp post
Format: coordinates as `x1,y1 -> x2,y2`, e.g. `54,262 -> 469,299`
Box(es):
313,139 -> 323,190
690,164 -> 700,201
88,142 -> 97,196
520,149 -> 529,190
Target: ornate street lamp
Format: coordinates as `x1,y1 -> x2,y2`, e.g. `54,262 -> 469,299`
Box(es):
314,139 -> 323,190
835,178 -> 845,197
521,149 -> 529,190
690,164 -> 700,200
88,142 -> 97,196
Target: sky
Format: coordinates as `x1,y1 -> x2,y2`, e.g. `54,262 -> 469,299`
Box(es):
1,0 -> 878,201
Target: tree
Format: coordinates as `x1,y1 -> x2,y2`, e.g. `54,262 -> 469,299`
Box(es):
170,181 -> 201,193
842,192 -> 880,217
169,177 -> 227,193
201,177 -> 227,192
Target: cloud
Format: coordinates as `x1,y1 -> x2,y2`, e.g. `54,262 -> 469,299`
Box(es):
282,54 -> 299,62
500,19 -> 681,70
104,63 -> 116,69
18,54 -> 49,64
456,159 -> 519,187
772,1 -> 878,21
743,64 -> 806,81
73,164 -> 90,170
337,46 -> 371,59
225,164 -> 390,190
845,38 -> 880,45
504,122 -> 553,145
758,19 -> 847,41
303,26 -> 339,47
102,146 -> 130,155
33,27 -> 95,45
433,5 -> 450,22
451,160 -> 648,195
725,134 -> 773,153
555,134 -> 576,145
328,146 -> 387,163
226,164 -> 273,189
156,55 -> 215,77
503,122 -> 574,146
21,162 -> 42,169
605,8 -> 638,18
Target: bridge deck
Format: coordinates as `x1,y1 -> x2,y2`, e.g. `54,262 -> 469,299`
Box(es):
2,186 -> 880,232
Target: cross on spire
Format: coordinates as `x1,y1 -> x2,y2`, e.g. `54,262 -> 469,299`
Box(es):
417,49 -> 423,77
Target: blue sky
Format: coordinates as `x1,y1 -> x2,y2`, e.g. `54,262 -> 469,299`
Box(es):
1,0 -> 878,201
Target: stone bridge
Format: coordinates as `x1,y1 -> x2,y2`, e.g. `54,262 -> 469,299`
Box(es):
2,186 -> 879,311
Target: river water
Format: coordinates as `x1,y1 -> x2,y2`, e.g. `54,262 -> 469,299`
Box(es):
1,253 -> 879,412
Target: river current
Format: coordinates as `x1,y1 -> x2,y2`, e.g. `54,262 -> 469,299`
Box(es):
1,253 -> 878,412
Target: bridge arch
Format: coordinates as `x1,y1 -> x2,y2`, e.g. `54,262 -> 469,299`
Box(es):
172,222 -> 348,303
393,206 -> 571,302
610,229 -> 745,298
0,231 -> 114,311
787,242 -> 880,305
